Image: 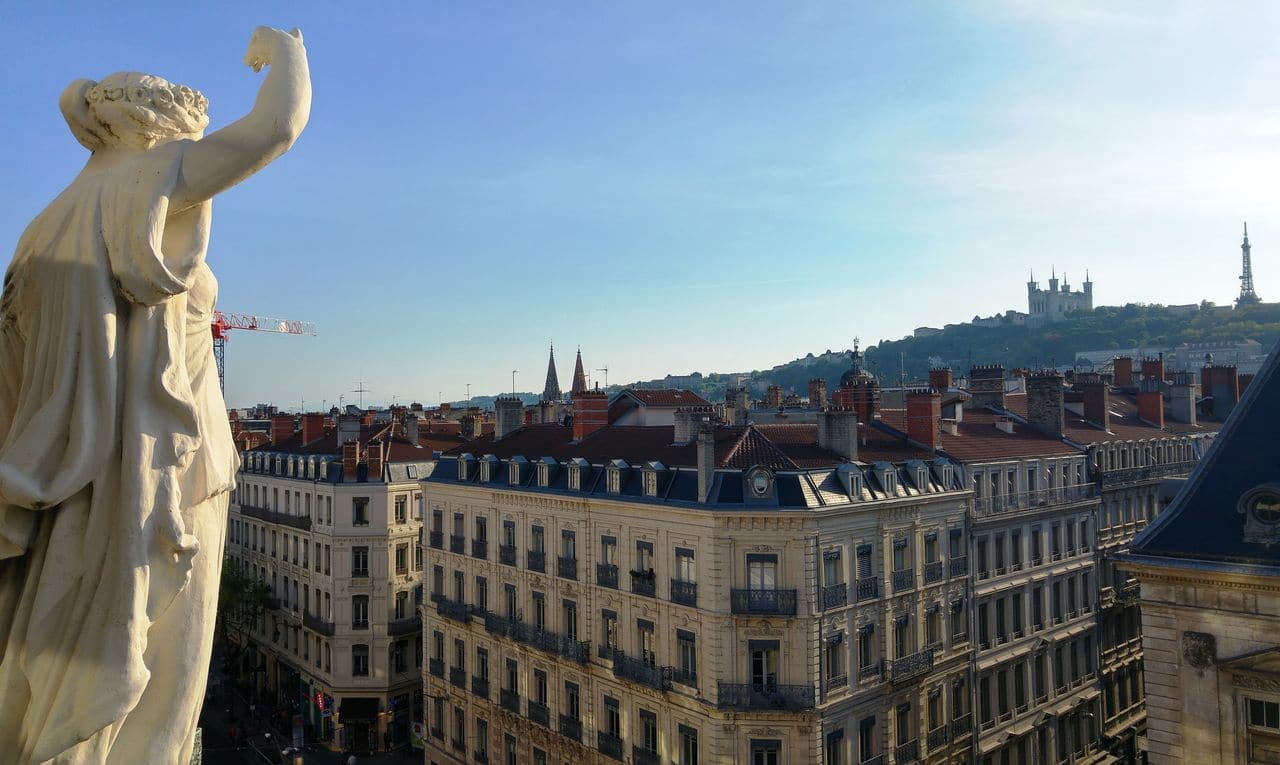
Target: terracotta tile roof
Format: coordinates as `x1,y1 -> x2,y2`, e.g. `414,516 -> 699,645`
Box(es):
250,421 -> 473,461
878,407 -> 1078,462
615,388 -> 711,407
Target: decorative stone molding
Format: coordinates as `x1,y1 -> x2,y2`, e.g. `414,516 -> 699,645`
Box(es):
1233,672 -> 1280,694
1181,631 -> 1216,669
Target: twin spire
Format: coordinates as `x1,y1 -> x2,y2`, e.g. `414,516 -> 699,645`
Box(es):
541,343 -> 590,402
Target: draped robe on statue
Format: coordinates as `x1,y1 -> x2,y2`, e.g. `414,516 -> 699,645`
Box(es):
0,139 -> 237,765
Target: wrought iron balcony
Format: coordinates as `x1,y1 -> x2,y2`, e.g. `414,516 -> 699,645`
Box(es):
498,544 -> 516,566
892,567 -> 915,593
924,560 -> 944,584
434,597 -> 469,624
717,682 -> 813,711
950,712 -> 972,737
927,724 -> 949,750
826,672 -> 848,692
632,746 -> 661,765
303,611 -> 334,637
890,647 -> 935,682
558,555 -> 578,580
472,538 -> 488,559
482,613 -> 590,663
822,583 -> 848,610
240,504 -> 312,532
1100,460 -> 1196,487
611,651 -> 672,692
471,676 -> 489,699
856,576 -> 879,601
674,668 -> 698,688
429,530 -> 443,550
949,555 -> 968,577
449,667 -> 466,688
895,738 -> 919,763
428,658 -> 444,678
631,570 -> 656,597
558,714 -> 582,742
527,700 -> 549,727
388,615 -> 421,635
449,534 -> 465,554
730,588 -> 798,616
500,688 -> 520,714
527,550 -> 545,572
670,579 -> 697,607
974,483 -> 1098,514
597,731 -> 624,760
597,562 -> 619,588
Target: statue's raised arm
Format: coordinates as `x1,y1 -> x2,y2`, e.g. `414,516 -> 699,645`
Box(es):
171,26 -> 311,212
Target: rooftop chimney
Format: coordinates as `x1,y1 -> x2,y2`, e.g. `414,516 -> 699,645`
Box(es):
808,378 -> 828,409
905,391 -> 942,450
367,440 -> 384,481
1137,378 -> 1164,428
571,390 -> 609,441
967,364 -> 1006,409
766,385 -> 784,409
1140,356 -> 1165,385
338,415 -> 361,447
1201,364 -> 1240,419
695,420 -> 716,503
301,413 -> 325,445
404,415 -> 420,446
460,409 -> 484,440
1080,378 -> 1110,431
494,397 -> 524,440
1168,370 -> 1198,425
817,407 -> 859,462
342,440 -> 359,482
928,367 -> 953,392
271,414 -> 295,445
673,406 -> 714,445
1113,357 -> 1134,388
724,387 -> 750,425
1025,371 -> 1065,437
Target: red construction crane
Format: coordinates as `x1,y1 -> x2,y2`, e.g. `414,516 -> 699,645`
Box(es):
211,310 -> 318,393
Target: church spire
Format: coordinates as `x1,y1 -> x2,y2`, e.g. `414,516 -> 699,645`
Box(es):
541,343 -> 561,402
571,347 -> 588,395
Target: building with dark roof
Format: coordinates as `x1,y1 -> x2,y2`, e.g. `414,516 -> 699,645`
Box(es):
1121,340 -> 1280,764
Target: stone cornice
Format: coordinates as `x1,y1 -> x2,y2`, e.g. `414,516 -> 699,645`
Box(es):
1124,558 -> 1280,595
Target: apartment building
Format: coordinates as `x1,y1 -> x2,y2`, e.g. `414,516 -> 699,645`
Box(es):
419,400 -> 976,765
226,412 -> 459,753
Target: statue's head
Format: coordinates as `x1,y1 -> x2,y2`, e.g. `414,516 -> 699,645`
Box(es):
60,72 -> 210,152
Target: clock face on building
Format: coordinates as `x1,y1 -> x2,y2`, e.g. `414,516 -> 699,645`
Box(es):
1248,490 -> 1280,525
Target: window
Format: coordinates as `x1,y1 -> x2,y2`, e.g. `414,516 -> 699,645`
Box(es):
504,734 -> 516,765
857,544 -> 873,580
679,725 -> 699,765
532,591 -> 546,631
314,542 -> 321,572
395,544 -> 408,574
747,554 -> 777,590
924,533 -> 938,563
976,536 -> 989,576
605,696 -> 621,738
476,718 -> 488,761
563,599 -> 579,641
352,644 -> 369,676
352,595 -> 369,629
601,535 -> 616,566
925,607 -> 939,646
1030,526 -> 1043,564
750,641 -> 779,690
414,542 -> 423,571
635,540 -> 654,574
395,590 -> 408,620
531,525 -> 545,553
353,497 -> 369,526
476,576 -> 488,613
602,609 -> 618,654
324,544 -> 331,575
505,659 -> 518,692
677,547 -> 696,582
351,546 -> 369,577
477,646 -> 489,680
432,565 -> 444,599
1010,529 -> 1022,569
638,619 -> 656,666
858,717 -> 876,763
893,538 -> 911,572
561,529 -> 577,559
640,709 -> 658,753
677,630 -> 697,685
1249,698 -> 1280,730
502,520 -> 516,548
1032,586 -> 1044,629
825,633 -> 844,685
394,495 -> 407,524
393,639 -> 408,673
504,583 -> 517,618
476,516 -> 488,542
858,625 -> 876,672
565,681 -> 580,721
950,600 -> 967,641
534,669 -> 547,704
751,739 -> 781,765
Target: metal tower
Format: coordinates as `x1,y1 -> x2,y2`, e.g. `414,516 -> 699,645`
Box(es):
1238,222 -> 1261,306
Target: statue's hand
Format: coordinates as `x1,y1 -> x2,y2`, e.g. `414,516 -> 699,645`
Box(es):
244,26 -> 305,73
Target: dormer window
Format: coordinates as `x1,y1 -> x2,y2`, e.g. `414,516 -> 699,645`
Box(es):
836,464 -> 863,501
607,460 -> 628,494
538,460 -> 550,487
509,456 -> 528,486
567,458 -> 588,491
644,471 -> 657,497
875,463 -> 897,495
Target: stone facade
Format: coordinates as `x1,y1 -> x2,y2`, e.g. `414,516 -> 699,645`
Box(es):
1027,272 -> 1093,325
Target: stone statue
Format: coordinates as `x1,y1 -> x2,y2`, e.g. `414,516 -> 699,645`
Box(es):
0,26 -> 310,764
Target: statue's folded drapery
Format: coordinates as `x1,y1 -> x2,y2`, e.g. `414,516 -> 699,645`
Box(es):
0,139 -> 237,764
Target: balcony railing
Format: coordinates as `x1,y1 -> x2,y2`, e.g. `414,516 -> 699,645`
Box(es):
927,724 -> 949,750
597,731 -> 623,760
597,563 -> 619,588
611,651 -> 672,692
449,534 -> 465,554
949,555 -> 968,577
482,613 -> 590,663
950,712 -> 972,737
890,647 -> 935,682
558,555 -> 578,580
974,484 -> 1098,515
527,550 -> 545,572
1100,460 -> 1197,487
856,576 -> 879,602
671,579 -> 697,607
428,530 -> 443,550
428,658 -> 444,678
717,682 -> 813,711
451,738 -> 466,754
449,667 -> 466,688
558,715 -> 582,742
472,538 -> 488,559
893,568 -> 915,593
239,504 -> 312,532
895,738 -> 919,763
730,588 -> 798,616
633,746 -> 661,765
434,597 -> 469,624
388,615 -> 421,636
674,668 -> 698,688
471,676 -> 489,699
527,700 -> 549,727
826,672 -> 848,692
923,560 -> 944,584
631,571 -> 656,598
500,688 -> 520,714
822,583 -> 848,610
499,544 -> 517,566
303,611 -> 335,637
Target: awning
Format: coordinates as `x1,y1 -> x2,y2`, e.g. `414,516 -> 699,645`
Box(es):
339,697 -> 379,719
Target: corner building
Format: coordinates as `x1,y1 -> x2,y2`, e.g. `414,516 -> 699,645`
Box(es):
419,404 -> 975,765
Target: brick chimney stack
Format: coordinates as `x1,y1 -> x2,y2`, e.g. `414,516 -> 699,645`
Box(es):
968,365 -> 1007,409
1079,376 -> 1110,431
817,407 -> 859,462
271,414 -> 294,445
366,440 -> 384,481
301,413 -> 325,444
571,390 -> 609,442
696,420 -> 716,503
1201,364 -> 1240,419
1113,357 -> 1134,388
460,408 -> 484,440
1140,356 -> 1165,385
928,368 -> 953,392
808,378 -> 828,409
1025,371 -> 1065,437
342,441 -> 359,482
494,397 -> 524,440
766,385 -> 784,409
906,391 -> 942,450
1137,378 -> 1164,428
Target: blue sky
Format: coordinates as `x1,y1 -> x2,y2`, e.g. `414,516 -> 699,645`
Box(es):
2,2 -> 1278,408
